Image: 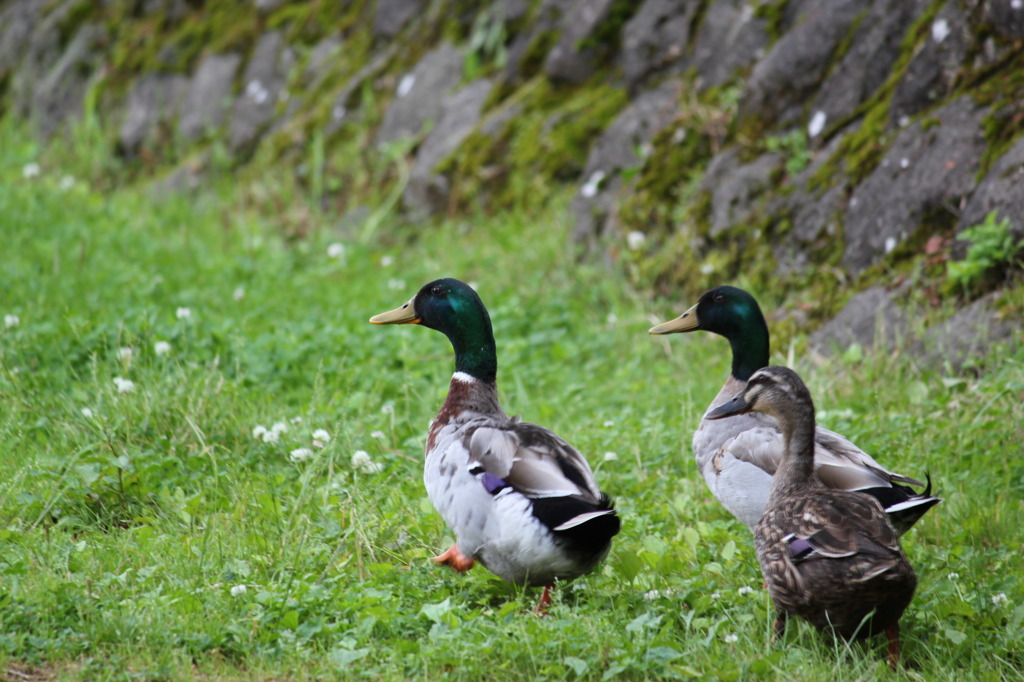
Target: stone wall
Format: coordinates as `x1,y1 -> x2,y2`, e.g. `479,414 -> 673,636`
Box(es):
1,0 -> 1021,350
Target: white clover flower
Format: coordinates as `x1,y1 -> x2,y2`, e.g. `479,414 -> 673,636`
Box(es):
245,79 -> 269,104
230,584 -> 248,597
699,262 -> 716,275
387,278 -> 406,291
59,175 -> 76,191
396,73 -> 415,97
643,589 -> 661,601
352,450 -> 383,474
381,403 -> 395,415
312,429 -> 330,442
271,421 -> 288,435
808,110 -> 827,138
370,430 -> 386,440
606,313 -> 618,325
710,592 -> 721,600
603,451 -> 618,462
327,242 -> 346,259
289,448 -> 315,463
176,307 -> 192,320
252,425 -> 268,440
580,169 -> 605,198
380,255 -> 394,267
738,586 -> 755,596
117,347 -> 133,361
113,377 -> 136,394
4,314 -> 19,328
948,572 -> 960,582
723,633 -> 738,644
626,230 -> 646,251
262,429 -> 280,444
22,162 -> 40,179
602,420 -> 615,428
992,593 -> 1009,607
154,341 -> 171,356
81,407 -> 94,418
233,287 -> 245,301
931,18 -> 950,43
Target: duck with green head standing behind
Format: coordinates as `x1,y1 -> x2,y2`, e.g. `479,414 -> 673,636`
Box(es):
650,286 -> 939,534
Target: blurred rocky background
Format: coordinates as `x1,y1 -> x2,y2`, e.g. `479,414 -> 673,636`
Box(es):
2,0 -> 1020,365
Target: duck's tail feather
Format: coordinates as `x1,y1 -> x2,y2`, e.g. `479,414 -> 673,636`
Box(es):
858,474 -> 941,536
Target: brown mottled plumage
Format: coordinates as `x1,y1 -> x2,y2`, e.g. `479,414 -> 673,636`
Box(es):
706,366 -> 918,667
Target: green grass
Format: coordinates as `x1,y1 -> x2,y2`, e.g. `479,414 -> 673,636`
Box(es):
1,120 -> 1023,681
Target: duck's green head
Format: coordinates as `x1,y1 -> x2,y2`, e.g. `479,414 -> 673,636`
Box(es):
649,285 -> 770,382
370,278 -> 497,382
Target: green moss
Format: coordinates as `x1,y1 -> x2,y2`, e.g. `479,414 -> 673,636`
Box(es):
440,78 -> 627,214
966,48 -> 1024,180
806,0 -> 945,191
752,0 -> 790,42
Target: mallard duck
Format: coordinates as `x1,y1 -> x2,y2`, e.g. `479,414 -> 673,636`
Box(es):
706,366 -> 917,667
370,278 -> 620,611
649,285 -> 939,534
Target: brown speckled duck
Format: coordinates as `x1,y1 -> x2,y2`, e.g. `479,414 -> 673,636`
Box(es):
707,366 -> 918,667
370,278 -> 620,612
650,286 -> 939,535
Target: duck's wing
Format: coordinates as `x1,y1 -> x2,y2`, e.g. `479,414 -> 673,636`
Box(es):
813,426 -> 924,488
780,493 -> 904,571
467,421 -> 602,502
717,421 -> 924,490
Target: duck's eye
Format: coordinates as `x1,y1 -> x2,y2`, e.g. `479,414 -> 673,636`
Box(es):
431,285 -> 444,296
713,293 -> 725,303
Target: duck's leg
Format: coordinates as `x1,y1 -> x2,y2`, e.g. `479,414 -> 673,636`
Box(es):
534,584 -> 554,615
431,544 -> 475,572
885,621 -> 901,669
772,612 -> 787,640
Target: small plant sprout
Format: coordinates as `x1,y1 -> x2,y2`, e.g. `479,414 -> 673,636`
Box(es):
113,377 -> 136,394
351,450 -> 383,474
4,314 -> 19,328
176,307 -> 192,320
154,341 -> 171,356
947,211 -> 1023,293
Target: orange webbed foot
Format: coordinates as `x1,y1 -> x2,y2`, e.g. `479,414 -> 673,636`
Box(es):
533,584 -> 553,616
431,544 -> 476,572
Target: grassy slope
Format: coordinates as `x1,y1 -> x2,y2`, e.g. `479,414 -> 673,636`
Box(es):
1,121 -> 1022,681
